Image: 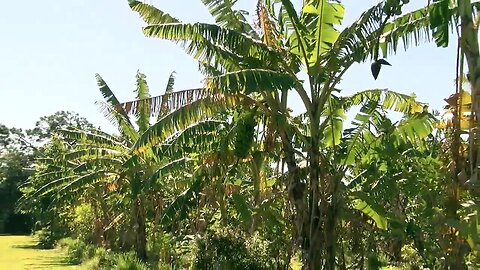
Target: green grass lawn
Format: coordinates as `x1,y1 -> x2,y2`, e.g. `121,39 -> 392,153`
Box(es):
0,235 -> 79,270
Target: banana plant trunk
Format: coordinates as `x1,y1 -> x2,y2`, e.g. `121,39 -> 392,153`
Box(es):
280,112 -> 341,268
131,174 -> 147,261
459,0 -> 480,183
307,141 -> 323,270
445,1 -> 480,268
323,179 -> 339,270
278,129 -> 310,261
133,197 -> 147,261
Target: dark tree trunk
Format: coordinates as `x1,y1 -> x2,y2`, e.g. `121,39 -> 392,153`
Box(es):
324,203 -> 337,270
134,198 -> 147,261
307,142 -> 322,270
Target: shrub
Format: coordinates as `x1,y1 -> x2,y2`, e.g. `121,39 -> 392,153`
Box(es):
156,263 -> 173,270
34,227 -> 57,249
34,225 -> 68,249
93,247 -> 115,266
70,203 -> 96,243
83,256 -> 102,270
115,252 -> 149,270
194,229 -> 272,270
82,247 -> 116,270
57,237 -> 88,265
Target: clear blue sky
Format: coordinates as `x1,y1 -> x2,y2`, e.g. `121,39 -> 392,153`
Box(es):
0,1 -> 455,132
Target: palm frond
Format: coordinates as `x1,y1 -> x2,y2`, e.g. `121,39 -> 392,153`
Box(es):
145,157 -> 192,189
158,71 -> 177,120
198,62 -> 223,77
164,71 -> 176,94
160,165 -> 206,226
129,0 -> 179,24
232,192 -> 253,226
133,94 -> 252,154
342,100 -> 384,165
257,0 -> 279,46
271,0 -> 294,38
278,0 -> 309,64
95,74 -> 138,141
30,175 -> 77,198
393,112 -> 437,146
184,38 -> 249,73
121,155 -> 141,170
57,170 -> 114,196
134,71 -> 151,132
326,2 -> 384,67
429,0 -> 453,47
201,0 -> 257,35
142,23 -> 282,67
330,1 -> 480,70
72,157 -> 124,173
63,148 -> 123,161
322,96 -> 346,147
119,88 -> 206,117
379,5 -> 433,56
350,191 -> 389,230
302,0 -> 345,67
164,120 -> 227,156
59,129 -> 126,149
342,89 -> 425,114
95,101 -> 139,143
206,69 -> 300,94
95,74 -> 132,123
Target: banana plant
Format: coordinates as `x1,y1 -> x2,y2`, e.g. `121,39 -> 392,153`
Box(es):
127,0 -> 457,268
19,71 -> 228,260
426,1 -> 480,266
457,0 -> 480,185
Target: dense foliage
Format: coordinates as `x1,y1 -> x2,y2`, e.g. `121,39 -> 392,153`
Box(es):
3,0 -> 480,269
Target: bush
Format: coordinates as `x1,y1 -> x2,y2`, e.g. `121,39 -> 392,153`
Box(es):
70,203 -> 96,243
194,229 -> 272,270
34,226 -> 66,249
34,228 -> 56,249
82,247 -> 116,270
115,252 -> 149,270
57,237 -> 88,265
83,256 -> 102,270
93,247 -> 116,266
157,263 -> 173,270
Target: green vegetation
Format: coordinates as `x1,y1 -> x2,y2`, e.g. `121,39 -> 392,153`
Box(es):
2,0 -> 480,269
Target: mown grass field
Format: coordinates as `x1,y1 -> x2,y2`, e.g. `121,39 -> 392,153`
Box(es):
0,235 -> 78,270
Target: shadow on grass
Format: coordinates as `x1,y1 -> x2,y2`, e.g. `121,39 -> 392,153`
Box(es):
9,240 -> 78,268
22,254 -> 79,268
25,260 -> 78,269
12,244 -> 42,250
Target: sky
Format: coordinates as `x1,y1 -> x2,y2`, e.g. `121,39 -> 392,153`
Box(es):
0,0 -> 455,133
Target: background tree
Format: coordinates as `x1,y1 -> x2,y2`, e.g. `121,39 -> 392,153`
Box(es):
0,132 -> 33,234
13,112 -> 96,244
